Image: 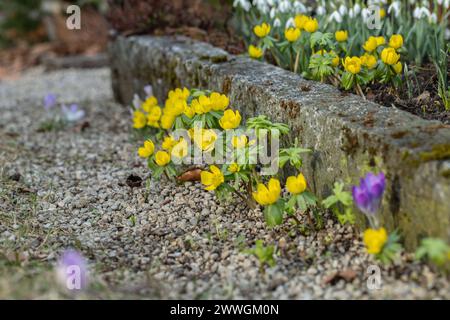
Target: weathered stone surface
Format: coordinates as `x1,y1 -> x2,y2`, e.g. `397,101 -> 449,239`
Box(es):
109,35 -> 450,248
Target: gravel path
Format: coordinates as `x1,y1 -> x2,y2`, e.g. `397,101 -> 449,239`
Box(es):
0,68 -> 448,299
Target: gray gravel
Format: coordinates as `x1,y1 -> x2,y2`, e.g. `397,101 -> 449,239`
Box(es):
0,68 -> 448,299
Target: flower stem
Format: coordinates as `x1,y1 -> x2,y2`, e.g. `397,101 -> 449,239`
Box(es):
294,49 -> 301,74
356,83 -> 366,100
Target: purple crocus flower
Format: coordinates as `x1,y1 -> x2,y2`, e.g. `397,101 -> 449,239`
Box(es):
44,93 -> 57,110
56,249 -> 88,291
62,104 -> 85,122
352,172 -> 386,216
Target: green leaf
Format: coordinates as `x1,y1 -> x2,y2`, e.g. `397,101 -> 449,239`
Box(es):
264,203 -> 283,227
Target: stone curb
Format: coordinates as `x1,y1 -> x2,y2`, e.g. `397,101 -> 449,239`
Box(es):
109,35 -> 450,248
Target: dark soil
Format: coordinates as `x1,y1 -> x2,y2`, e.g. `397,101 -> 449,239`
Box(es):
366,63 -> 450,124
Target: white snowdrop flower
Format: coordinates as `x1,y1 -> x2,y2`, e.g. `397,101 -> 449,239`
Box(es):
388,1 -> 401,17
361,8 -> 371,22
429,13 -> 437,24
329,11 -> 343,23
273,18 -> 281,27
353,3 -> 361,15
413,6 -> 431,19
278,0 -> 291,13
270,7 -> 276,19
285,17 -> 295,28
317,6 -> 327,15
233,0 -> 251,11
338,4 -> 348,16
445,28 -> 450,40
293,1 -> 307,13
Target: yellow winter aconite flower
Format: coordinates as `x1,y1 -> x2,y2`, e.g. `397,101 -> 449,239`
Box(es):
389,34 -> 403,49
393,62 -> 403,74
162,135 -> 177,151
286,173 -> 307,195
329,50 -> 339,67
294,14 -> 309,30
168,87 -> 190,101
304,17 -> 318,33
193,129 -> 217,151
138,140 -> 155,158
228,163 -> 240,173
363,228 -> 388,255
201,165 -> 224,191
209,92 -> 229,111
381,47 -> 400,65
253,22 -> 271,38
160,113 -> 175,130
360,53 -> 377,69
142,96 -> 158,113
165,98 -> 187,117
343,56 -> 362,74
171,138 -> 188,159
232,135 -> 248,149
219,109 -> 241,130
147,105 -> 162,123
379,8 -> 386,19
316,50 -> 339,67
363,36 -> 378,52
335,30 -> 348,42
248,45 -> 263,59
376,36 -> 386,46
155,150 -> 170,166
133,110 -> 147,129
184,105 -> 195,118
252,178 -> 281,206
285,27 -> 301,42
191,96 -> 210,115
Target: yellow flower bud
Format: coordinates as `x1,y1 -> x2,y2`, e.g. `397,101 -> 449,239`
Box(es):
361,53 -> 378,69
228,163 -> 240,173
376,36 -> 386,46
335,30 -> 348,42
286,173 -> 307,195
248,45 -> 263,59
389,34 -> 403,49
363,228 -> 388,255
253,22 -> 271,38
201,165 -> 224,191
231,135 -> 248,149
252,178 -> 281,206
133,110 -> 147,129
171,138 -> 188,159
381,47 -> 400,65
147,105 -> 162,123
155,150 -> 170,166
284,27 -> 301,42
363,36 -> 378,52
138,140 -> 155,158
162,135 -> 177,151
393,61 -> 403,74
219,109 -> 241,130
294,14 -> 309,30
160,113 -> 175,130
343,56 -> 362,74
304,17 -> 319,33
209,92 -> 229,111
141,96 -> 158,112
